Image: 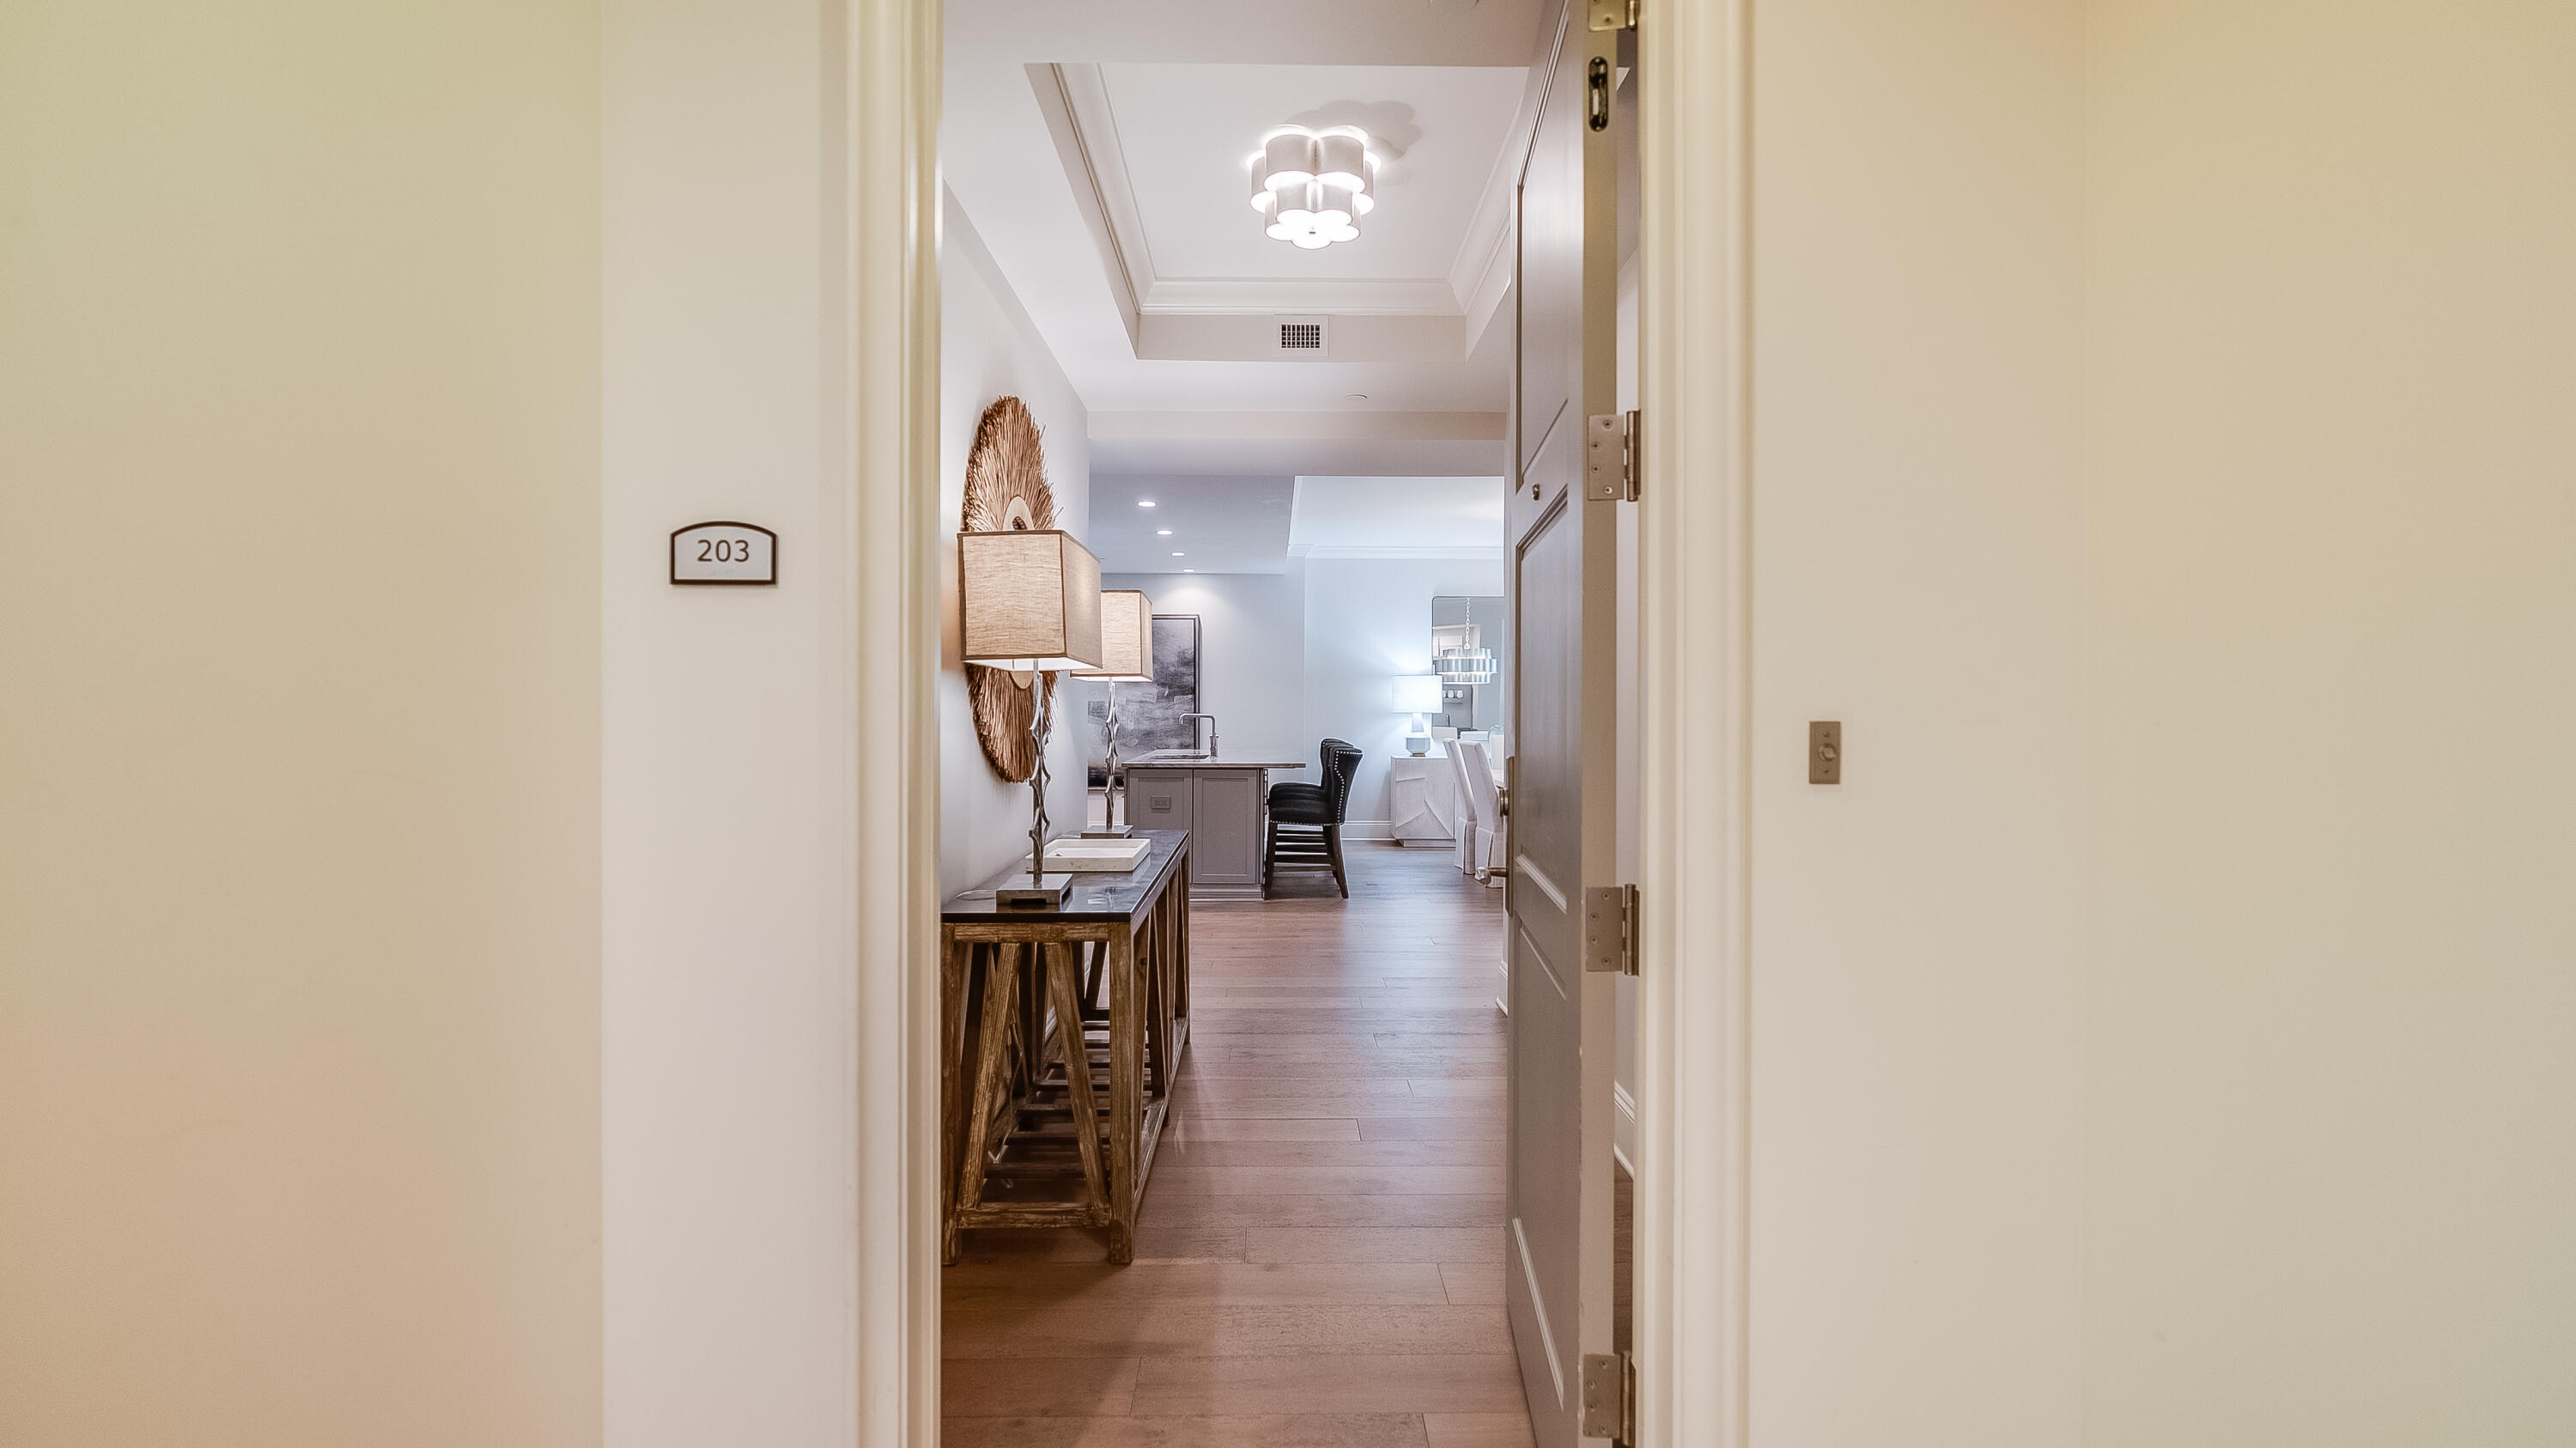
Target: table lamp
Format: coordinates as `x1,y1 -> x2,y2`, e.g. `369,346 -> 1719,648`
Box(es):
1392,673 -> 1443,757
960,528 -> 1104,907
1073,588 -> 1154,837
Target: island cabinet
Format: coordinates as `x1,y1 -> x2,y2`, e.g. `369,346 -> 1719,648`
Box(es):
1121,755 -> 1304,901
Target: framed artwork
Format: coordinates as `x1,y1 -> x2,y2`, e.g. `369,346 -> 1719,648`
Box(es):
1086,613 -> 1201,760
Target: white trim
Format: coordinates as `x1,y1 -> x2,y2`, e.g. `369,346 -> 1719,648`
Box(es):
1026,62 -> 1143,349
1142,277 -> 1463,318
848,2 -> 941,1445
1286,544 -> 1505,562
1636,2 -> 1753,1446
1090,410 -> 1507,442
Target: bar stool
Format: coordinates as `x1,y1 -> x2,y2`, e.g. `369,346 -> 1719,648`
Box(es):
1263,739 -> 1362,898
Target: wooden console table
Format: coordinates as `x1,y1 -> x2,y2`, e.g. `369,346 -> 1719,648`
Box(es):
939,830 -> 1190,1264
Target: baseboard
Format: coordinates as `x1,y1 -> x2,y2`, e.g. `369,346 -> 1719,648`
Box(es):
1613,1080 -> 1637,1176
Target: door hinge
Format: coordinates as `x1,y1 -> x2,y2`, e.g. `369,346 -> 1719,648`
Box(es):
1589,0 -> 1640,32
1585,411 -> 1640,502
1583,883 -> 1639,976
1581,1351 -> 1639,1443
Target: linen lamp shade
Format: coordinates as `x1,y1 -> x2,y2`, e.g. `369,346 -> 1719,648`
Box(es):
1392,674 -> 1443,714
958,529 -> 1104,670
1073,590 -> 1154,682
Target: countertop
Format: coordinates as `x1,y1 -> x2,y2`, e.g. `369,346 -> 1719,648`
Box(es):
1124,752 -> 1308,770
942,829 -> 1189,922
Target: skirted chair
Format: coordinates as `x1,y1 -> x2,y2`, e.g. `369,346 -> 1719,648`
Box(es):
1263,738 -> 1363,898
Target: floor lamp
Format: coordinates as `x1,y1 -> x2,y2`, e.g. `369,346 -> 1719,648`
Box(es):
1076,589 -> 1155,838
959,527 -> 1104,909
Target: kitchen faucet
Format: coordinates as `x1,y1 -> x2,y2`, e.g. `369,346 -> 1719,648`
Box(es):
1181,714 -> 1218,757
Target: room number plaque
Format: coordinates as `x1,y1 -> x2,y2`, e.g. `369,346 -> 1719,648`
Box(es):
670,521 -> 777,586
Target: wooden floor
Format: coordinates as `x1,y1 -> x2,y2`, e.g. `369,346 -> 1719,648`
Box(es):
942,840 -> 1531,1448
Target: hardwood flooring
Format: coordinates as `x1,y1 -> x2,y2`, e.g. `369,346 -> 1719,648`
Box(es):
944,841 -> 1530,1448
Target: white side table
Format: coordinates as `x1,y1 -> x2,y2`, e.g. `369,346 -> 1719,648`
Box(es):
1386,754 -> 1462,845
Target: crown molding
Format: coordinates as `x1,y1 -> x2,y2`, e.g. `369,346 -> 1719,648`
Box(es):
1140,276 -> 1461,316
1029,62 -> 1525,338
1288,544 -> 1504,561
1027,61 -> 1143,349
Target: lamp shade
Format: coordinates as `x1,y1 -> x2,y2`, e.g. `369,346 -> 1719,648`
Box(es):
1392,674 -> 1443,714
1073,589 -> 1154,681
958,529 -> 1103,669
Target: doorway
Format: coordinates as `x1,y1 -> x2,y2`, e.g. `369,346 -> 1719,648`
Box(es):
838,1 -> 1752,1444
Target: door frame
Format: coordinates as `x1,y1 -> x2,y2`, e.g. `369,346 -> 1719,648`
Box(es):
841,1 -> 1749,1443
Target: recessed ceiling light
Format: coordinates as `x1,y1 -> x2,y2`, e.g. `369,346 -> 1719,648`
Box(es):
1157,529 -> 1172,535
1171,552 -> 1184,557
1138,500 -> 1156,508
1184,568 -> 1195,573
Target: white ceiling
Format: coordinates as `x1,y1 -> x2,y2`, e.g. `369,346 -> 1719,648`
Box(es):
1091,472 -> 1505,575
1289,476 -> 1506,559
1102,64 -> 1526,287
1090,474 -> 1296,575
945,0 -> 1540,476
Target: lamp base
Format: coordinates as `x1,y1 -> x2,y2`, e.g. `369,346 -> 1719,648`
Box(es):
997,874 -> 1077,910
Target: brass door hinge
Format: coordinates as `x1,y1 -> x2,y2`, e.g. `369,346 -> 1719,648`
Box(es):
1581,1350 -> 1639,1443
1583,883 -> 1639,976
1585,411 -> 1640,502
1589,0 -> 1639,31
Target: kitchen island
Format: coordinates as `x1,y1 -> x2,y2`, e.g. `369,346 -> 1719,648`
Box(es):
1120,752 -> 1306,901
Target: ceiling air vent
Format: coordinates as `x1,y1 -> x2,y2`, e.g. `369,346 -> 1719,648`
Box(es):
1273,317 -> 1330,357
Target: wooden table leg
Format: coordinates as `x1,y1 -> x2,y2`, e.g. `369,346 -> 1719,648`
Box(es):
940,934 -> 970,1263
1105,923 -> 1140,1264
1042,942 -> 1109,1222
951,945 -> 1019,1263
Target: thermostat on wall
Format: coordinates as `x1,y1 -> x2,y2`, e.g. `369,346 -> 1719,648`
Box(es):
671,522 -> 776,585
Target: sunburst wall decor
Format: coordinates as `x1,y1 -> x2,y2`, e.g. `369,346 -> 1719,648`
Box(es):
963,396 -> 1058,783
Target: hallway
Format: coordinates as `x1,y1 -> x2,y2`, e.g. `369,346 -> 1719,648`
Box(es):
940,843 -> 1530,1448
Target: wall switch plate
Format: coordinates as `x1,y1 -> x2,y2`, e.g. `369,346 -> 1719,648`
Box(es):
1809,721 -> 1842,784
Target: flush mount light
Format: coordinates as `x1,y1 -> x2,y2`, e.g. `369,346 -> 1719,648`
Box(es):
1249,125 -> 1378,251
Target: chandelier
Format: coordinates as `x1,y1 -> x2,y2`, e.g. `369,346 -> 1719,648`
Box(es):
1248,125 -> 1380,251
1432,598 -> 1498,684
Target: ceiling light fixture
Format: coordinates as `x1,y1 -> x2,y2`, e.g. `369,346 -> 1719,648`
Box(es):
1248,125 -> 1378,251
1157,529 -> 1172,535
1138,500 -> 1156,508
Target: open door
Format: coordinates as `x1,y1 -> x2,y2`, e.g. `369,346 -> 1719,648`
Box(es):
1505,2 -> 1631,1444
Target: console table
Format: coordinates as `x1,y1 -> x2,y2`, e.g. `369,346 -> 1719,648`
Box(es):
939,830 -> 1190,1264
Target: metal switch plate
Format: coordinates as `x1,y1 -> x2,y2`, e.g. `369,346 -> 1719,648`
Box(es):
1809,721 -> 1842,784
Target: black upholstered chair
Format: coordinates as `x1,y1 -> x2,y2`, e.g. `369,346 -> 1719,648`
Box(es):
1263,738 -> 1364,898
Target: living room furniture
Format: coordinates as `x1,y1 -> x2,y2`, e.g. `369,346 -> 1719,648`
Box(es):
939,829 -> 1190,1265
1263,739 -> 1363,898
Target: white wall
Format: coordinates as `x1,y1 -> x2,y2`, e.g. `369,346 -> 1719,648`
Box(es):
601,0 -> 858,1443
1103,569 -> 1309,768
1746,3 -> 2088,1447
2081,1 -> 2576,1439
1303,557 -> 1508,824
2,2 -> 602,1442
939,196 -> 1092,897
